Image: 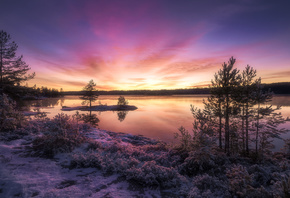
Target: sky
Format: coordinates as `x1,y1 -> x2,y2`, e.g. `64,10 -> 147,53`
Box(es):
0,0 -> 290,91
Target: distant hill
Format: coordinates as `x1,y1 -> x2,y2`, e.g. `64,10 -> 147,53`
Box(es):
63,82 -> 290,96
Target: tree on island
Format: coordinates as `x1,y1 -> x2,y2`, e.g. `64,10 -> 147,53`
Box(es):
79,80 -> 99,126
117,96 -> 128,106
80,79 -> 98,109
0,30 -> 35,96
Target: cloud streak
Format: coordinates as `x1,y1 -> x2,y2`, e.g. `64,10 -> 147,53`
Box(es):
0,0 -> 289,90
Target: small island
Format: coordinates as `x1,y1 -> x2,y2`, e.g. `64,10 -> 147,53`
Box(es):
61,104 -> 138,111
62,82 -> 138,112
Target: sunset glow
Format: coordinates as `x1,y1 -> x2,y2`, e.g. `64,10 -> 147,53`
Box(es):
0,0 -> 289,91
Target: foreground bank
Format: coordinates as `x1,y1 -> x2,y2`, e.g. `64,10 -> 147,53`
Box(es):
0,114 -> 289,197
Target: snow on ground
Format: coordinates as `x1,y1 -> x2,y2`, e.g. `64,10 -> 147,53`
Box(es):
0,130 -> 163,198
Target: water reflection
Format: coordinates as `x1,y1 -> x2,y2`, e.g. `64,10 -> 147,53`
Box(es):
81,112 -> 100,127
23,95 -> 290,151
32,98 -> 60,107
117,111 -> 128,122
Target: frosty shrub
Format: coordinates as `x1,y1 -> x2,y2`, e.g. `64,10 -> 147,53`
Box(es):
31,113 -> 88,158
0,93 -> 25,133
225,165 -> 271,197
144,142 -> 168,152
283,139 -> 290,158
70,151 -> 103,169
272,174 -> 290,198
126,160 -> 183,188
174,106 -> 216,160
188,174 -> 230,197
178,150 -> 216,176
86,140 -> 102,151
70,141 -> 185,188
226,165 -> 253,196
247,164 -> 271,187
174,126 -> 192,151
70,142 -> 139,172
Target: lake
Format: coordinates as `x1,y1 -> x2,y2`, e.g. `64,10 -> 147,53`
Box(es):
25,95 -> 290,151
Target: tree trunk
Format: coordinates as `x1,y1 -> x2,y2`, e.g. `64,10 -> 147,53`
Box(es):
0,44 -> 3,91
255,103 -> 260,154
219,114 -> 222,149
242,106 -> 245,152
219,102 -> 222,149
245,101 -> 249,154
225,94 -> 230,154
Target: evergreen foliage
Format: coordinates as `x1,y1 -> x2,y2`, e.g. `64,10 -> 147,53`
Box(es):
117,96 -> 129,106
0,30 -> 35,96
80,79 -> 98,108
207,57 -> 241,154
178,57 -> 289,157
0,93 -> 25,132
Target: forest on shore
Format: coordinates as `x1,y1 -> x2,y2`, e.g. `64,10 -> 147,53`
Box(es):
63,82 -> 290,96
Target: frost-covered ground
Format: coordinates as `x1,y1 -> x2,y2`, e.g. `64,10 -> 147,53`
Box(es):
1,127 -> 290,198
0,130 -> 168,198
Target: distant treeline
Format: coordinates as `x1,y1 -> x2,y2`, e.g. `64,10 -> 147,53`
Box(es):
63,82 -> 290,96
262,82 -> 290,95
5,85 -> 63,100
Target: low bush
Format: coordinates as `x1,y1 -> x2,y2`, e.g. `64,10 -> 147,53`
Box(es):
0,94 -> 26,134
126,161 -> 184,188
272,174 -> 290,198
69,140 -> 186,188
178,150 -> 216,176
31,113 -> 88,158
188,174 -> 230,197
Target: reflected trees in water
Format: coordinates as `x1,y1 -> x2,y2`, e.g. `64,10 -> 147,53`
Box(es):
74,111 -> 99,127
81,113 -> 100,127
117,111 -> 128,122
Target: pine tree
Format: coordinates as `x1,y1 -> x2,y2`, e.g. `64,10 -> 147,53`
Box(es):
117,96 -> 128,106
80,79 -> 98,109
252,79 -> 273,154
209,57 -> 241,154
204,94 -> 224,149
0,30 -> 35,94
258,105 -> 288,158
233,65 -> 258,154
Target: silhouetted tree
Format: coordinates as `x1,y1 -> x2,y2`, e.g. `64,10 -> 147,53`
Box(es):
205,83 -> 224,149
80,80 -> 98,109
117,96 -> 128,106
208,57 -> 241,154
232,65 -> 258,154
0,30 -> 35,95
252,79 -> 273,154
206,57 -> 288,156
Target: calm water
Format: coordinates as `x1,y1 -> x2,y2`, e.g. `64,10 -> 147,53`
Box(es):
25,95 -> 290,150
